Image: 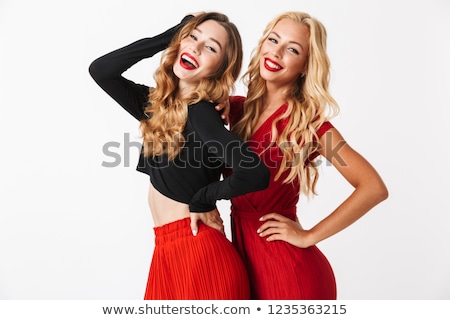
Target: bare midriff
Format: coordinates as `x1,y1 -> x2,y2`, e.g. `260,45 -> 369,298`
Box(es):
147,183 -> 190,227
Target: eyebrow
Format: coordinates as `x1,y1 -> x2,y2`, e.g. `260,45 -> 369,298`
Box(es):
194,27 -> 223,50
270,31 -> 304,51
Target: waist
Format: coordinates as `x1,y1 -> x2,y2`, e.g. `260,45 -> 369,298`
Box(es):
153,217 -> 192,245
148,183 -> 190,227
231,206 -> 297,218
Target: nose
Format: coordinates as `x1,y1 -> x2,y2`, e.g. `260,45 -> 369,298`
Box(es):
270,44 -> 283,58
271,47 -> 281,58
191,43 -> 201,55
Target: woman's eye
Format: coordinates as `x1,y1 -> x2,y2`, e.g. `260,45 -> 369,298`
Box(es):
206,46 -> 217,53
288,48 -> 300,55
268,37 -> 278,44
189,34 -> 197,40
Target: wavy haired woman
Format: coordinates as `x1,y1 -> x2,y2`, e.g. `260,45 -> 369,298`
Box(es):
226,11 -> 388,299
89,12 -> 269,300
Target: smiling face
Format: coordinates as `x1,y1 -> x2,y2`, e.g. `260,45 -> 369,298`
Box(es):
173,19 -> 228,95
259,18 -> 310,89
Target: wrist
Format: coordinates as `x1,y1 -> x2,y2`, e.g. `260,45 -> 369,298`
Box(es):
305,229 -> 319,247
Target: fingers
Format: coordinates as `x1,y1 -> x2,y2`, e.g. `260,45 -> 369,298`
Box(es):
190,213 -> 200,236
257,214 -> 295,240
222,115 -> 230,126
257,225 -> 281,242
215,104 -> 230,125
215,103 -> 225,111
257,220 -> 280,235
215,99 -> 230,124
190,209 -> 226,236
259,212 -> 287,222
256,213 -> 312,247
209,222 -> 226,236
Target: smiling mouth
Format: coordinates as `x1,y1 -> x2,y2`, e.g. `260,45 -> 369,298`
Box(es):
181,53 -> 198,69
264,58 -> 282,71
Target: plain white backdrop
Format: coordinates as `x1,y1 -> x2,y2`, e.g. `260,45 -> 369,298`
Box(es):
0,0 -> 449,300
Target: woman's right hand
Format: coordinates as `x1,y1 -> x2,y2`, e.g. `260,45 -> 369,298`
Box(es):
190,208 -> 225,236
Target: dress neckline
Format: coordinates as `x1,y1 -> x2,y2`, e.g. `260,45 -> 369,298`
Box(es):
251,103 -> 288,139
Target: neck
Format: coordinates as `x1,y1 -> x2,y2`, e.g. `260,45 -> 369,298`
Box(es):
262,92 -> 287,111
178,81 -> 195,99
263,82 -> 291,110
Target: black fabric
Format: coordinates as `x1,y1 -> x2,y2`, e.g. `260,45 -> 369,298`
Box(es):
89,17 -> 269,212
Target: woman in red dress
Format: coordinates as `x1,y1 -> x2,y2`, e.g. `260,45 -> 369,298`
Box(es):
227,11 -> 389,299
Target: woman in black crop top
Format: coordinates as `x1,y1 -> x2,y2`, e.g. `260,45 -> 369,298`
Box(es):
89,12 -> 269,299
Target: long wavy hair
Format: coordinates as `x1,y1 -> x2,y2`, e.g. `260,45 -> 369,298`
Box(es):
232,12 -> 339,196
140,12 -> 243,160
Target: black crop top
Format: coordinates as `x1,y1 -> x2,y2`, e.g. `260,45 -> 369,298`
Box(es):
89,17 -> 270,212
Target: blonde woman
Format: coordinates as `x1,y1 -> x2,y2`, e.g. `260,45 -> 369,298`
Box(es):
226,11 -> 388,299
89,12 -> 269,300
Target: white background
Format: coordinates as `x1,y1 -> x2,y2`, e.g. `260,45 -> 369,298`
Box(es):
0,0 -> 449,300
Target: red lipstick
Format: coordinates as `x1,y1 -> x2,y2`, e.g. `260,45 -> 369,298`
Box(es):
179,52 -> 199,70
264,58 -> 282,72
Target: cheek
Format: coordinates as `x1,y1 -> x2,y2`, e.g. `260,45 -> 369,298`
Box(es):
204,56 -> 222,74
288,57 -> 307,74
260,45 -> 272,58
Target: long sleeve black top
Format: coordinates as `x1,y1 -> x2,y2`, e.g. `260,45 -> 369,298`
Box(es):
89,17 -> 270,212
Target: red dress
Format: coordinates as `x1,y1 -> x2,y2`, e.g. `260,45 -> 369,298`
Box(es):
229,96 -> 337,300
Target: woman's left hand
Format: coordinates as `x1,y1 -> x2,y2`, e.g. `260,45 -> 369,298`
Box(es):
215,99 -> 230,125
257,213 -> 314,248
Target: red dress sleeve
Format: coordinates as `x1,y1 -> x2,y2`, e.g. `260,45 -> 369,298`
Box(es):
317,121 -> 334,138
307,121 -> 334,164
229,95 -> 246,128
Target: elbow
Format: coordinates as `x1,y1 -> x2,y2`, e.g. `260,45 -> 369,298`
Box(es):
233,164 -> 270,194
260,165 -> 271,190
370,180 -> 389,206
88,60 -> 98,81
249,163 -> 270,191
88,58 -> 105,82
378,184 -> 389,203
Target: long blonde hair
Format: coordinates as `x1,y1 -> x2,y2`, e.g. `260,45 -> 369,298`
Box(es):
232,12 -> 339,196
140,12 -> 243,160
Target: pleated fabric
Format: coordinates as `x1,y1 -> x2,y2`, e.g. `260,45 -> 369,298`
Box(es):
231,209 -> 336,300
144,217 -> 250,300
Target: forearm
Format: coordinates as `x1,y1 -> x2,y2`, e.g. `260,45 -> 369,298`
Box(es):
308,181 -> 388,245
89,15 -> 192,80
88,16 -> 193,120
188,102 -> 270,212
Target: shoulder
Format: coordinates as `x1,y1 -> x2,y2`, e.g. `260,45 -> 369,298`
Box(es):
317,121 -> 335,139
188,101 -> 231,141
230,95 -> 246,106
188,100 -> 222,125
189,100 -> 219,116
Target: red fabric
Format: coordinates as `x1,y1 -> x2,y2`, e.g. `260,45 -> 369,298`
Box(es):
144,217 -> 250,300
228,96 -> 337,299
232,209 -> 336,300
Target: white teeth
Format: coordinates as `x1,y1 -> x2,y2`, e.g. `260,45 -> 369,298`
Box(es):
181,54 -> 198,68
266,60 -> 281,70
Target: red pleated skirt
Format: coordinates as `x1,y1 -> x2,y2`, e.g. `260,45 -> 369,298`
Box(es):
144,217 -> 250,300
231,209 -> 337,300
